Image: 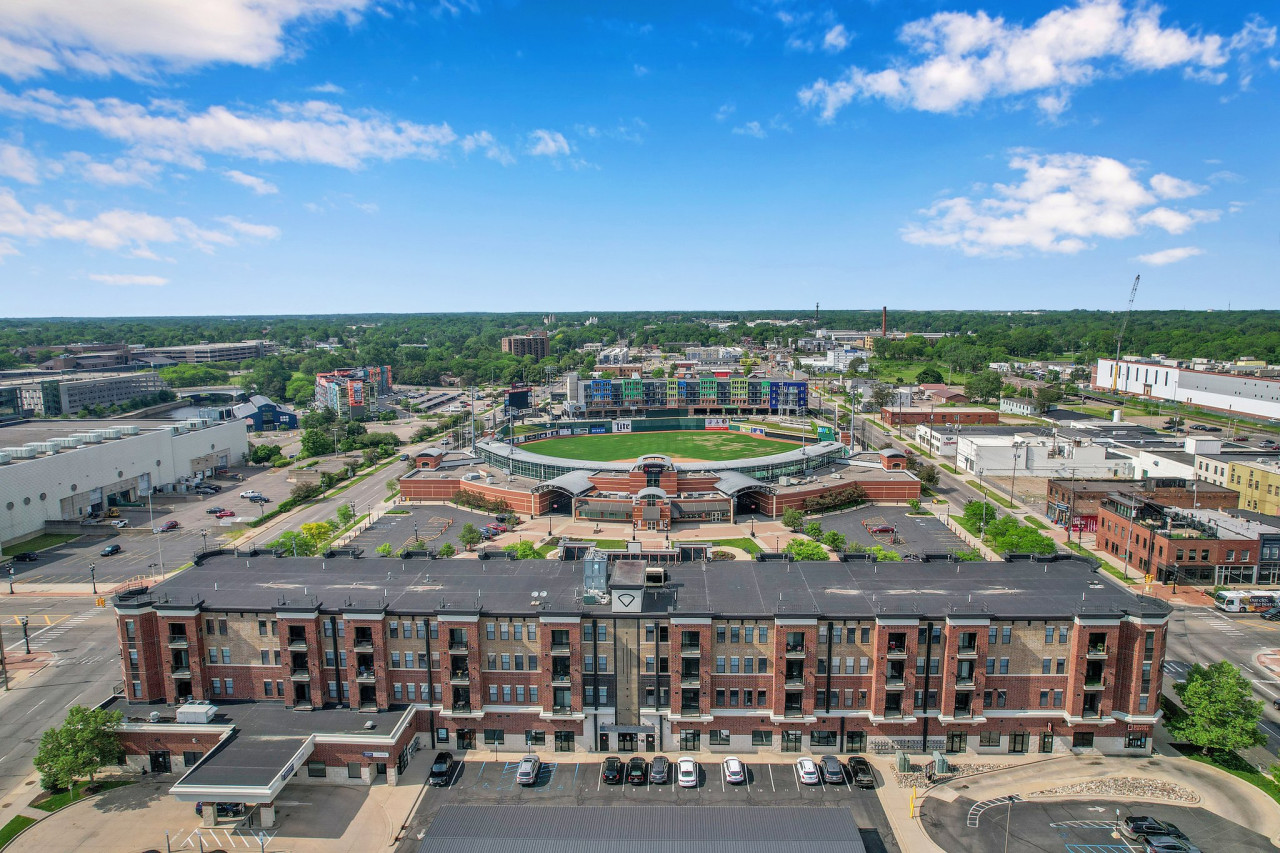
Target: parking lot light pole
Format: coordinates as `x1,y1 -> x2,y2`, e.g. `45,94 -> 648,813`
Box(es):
20,616 -> 30,654
90,561 -> 97,595
200,529 -> 208,554
7,566 -> 13,595
1003,795 -> 1015,853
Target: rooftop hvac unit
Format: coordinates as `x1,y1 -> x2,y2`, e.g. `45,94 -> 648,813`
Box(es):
0,452 -> 10,465
74,432 -> 102,443
168,424 -> 188,435
120,425 -> 141,435
99,428 -> 122,440
185,419 -> 208,430
29,442 -> 58,455
4,446 -> 36,459
51,437 -> 81,450
176,701 -> 218,724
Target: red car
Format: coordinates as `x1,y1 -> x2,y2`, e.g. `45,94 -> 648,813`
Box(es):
214,510 -> 235,518
159,520 -> 180,531
868,524 -> 896,534
489,523 -> 508,533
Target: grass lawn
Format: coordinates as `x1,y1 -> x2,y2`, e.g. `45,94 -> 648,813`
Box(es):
574,538 -> 626,550
708,537 -> 762,555
535,538 -> 560,558
868,359 -> 952,384
31,780 -> 134,813
0,815 -> 36,849
1023,516 -> 1048,529
9,533 -> 80,552
939,462 -> 960,474
965,480 -> 1016,508
525,431 -> 799,462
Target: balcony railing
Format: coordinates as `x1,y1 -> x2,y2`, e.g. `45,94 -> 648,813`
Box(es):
1086,644 -> 1108,658
885,677 -> 905,688
1082,708 -> 1102,719
353,639 -> 374,652
287,638 -> 308,651
171,666 -> 191,678
551,643 -> 572,655
290,668 -> 310,681
956,643 -> 977,655
679,674 -> 700,687
1083,676 -> 1105,689
956,675 -> 975,687
449,670 -> 470,684
951,709 -> 972,719
355,669 -> 377,683
551,705 -> 574,715
784,644 -> 805,658
679,704 -> 702,715
166,636 -> 189,649
551,672 -> 571,685
680,643 -> 701,656
885,645 -> 907,657
783,707 -> 806,718
449,640 -> 469,652
784,676 -> 805,688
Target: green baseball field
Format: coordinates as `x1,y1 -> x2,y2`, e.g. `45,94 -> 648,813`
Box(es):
523,430 -> 799,462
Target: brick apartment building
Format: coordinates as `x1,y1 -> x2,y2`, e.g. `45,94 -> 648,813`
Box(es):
501,331 -> 550,359
1045,476 -> 1239,533
1096,495 -> 1280,586
314,366 -> 392,420
111,552 -> 1166,804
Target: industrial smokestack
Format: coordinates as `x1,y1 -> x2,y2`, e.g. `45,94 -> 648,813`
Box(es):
882,306 -> 887,338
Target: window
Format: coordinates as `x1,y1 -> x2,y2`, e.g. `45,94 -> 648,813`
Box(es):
484,729 -> 504,745
407,684 -> 416,700
516,685 -> 525,702
583,655 -> 594,673
328,681 -> 338,699
500,623 -> 509,640
348,762 -> 362,779
530,686 -> 539,702
744,626 -> 754,643
259,619 -> 269,636
429,622 -> 438,639
526,729 -> 546,745
528,654 -> 538,670
995,690 -> 1006,708
759,627 -> 769,644
1001,626 -> 1011,644
988,627 -> 997,644
1053,689 -> 1063,707
528,624 -> 537,641
261,650 -> 271,665
1039,689 -> 1049,707
758,657 -> 769,674
985,659 -> 995,675
265,680 -> 274,697
811,730 -> 837,747
1042,658 -> 1051,674
1056,658 -> 1066,675
597,624 -> 607,641
598,655 -> 608,673
715,689 -> 726,707
585,686 -> 595,704
218,619 -> 228,636
487,653 -> 497,670
859,656 -> 869,674
389,622 -> 399,639
710,730 -> 730,746
832,626 -> 843,643
323,620 -> 333,637
715,656 -> 726,673
184,750 -> 203,766
679,730 -> 700,751
503,685 -> 512,703
730,656 -> 739,674
404,655 -> 415,670
501,654 -> 510,671
757,690 -> 767,707
393,683 -> 403,700
211,678 -> 222,695
979,731 -> 1001,747
716,625 -> 727,642
1125,732 -> 1148,750
486,623 -> 496,640
730,626 -> 740,643
221,648 -> 231,664
729,689 -> 739,707
391,652 -> 400,667
1059,626 -> 1068,644
1044,625 -> 1054,643
752,731 -> 773,746
489,685 -> 498,702
513,623 -> 523,640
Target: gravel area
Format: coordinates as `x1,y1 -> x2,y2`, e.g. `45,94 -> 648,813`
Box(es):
1026,777 -> 1200,803
892,763 -> 1002,788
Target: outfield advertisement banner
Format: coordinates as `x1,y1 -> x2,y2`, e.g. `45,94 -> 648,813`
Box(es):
590,425 -> 607,434
749,427 -> 767,436
613,419 -> 632,433
705,418 -> 730,431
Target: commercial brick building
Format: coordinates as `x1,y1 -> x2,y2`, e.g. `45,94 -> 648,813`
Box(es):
112,551 -> 1166,804
1044,476 -> 1239,533
880,406 -> 999,427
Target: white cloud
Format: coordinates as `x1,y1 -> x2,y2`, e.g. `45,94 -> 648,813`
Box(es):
431,0 -> 479,19
0,186 -> 248,258
714,102 -> 736,122
90,273 -> 169,286
0,141 -> 38,183
527,129 -> 570,158
822,24 -> 850,54
1149,173 -> 1205,199
732,121 -> 766,139
0,88 -> 459,169
799,1 -> 1272,119
64,152 -> 161,186
0,1 -> 373,81
1135,246 -> 1203,265
309,82 -> 345,94
224,169 -> 278,195
902,151 -> 1220,256
460,131 -> 514,165
216,215 -> 281,239
633,63 -> 649,77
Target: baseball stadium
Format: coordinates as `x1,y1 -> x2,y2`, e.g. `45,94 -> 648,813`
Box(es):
398,416 -> 921,530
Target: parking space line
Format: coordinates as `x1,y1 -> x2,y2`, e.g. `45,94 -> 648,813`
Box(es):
792,762 -> 802,790
768,764 -> 776,792
720,765 -> 725,792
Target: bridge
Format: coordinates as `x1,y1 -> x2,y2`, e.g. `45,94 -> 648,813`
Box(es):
174,385 -> 244,398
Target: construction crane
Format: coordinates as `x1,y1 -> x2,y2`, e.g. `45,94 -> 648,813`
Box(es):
1111,274 -> 1141,393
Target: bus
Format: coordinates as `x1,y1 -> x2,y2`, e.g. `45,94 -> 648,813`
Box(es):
1214,590 -> 1252,612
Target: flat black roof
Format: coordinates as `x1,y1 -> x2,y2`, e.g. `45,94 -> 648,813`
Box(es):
121,553 -> 1168,622
418,805 -> 867,853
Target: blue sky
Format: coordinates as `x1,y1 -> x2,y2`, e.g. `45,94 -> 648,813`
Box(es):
0,0 -> 1276,316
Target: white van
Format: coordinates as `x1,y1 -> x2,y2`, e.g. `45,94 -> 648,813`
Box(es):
1214,590 -> 1251,613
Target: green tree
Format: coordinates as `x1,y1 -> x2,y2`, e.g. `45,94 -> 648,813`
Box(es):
249,443 -> 282,465
916,463 -> 940,488
867,545 -> 902,561
34,706 -> 123,791
239,357 -> 291,400
964,370 -> 1003,403
300,429 -> 335,458
963,500 -> 998,530
376,542 -> 393,556
804,521 -> 824,540
781,507 -> 804,530
336,504 -> 354,525
784,538 -> 829,561
503,540 -> 540,560
822,530 -> 846,552
437,542 -> 457,558
651,367 -> 665,378
300,407 -> 337,431
285,372 -> 315,404
916,366 -> 944,384
459,523 -> 482,551
1036,385 -> 1064,409
290,482 -> 324,502
1171,661 -> 1266,754
267,530 -> 318,556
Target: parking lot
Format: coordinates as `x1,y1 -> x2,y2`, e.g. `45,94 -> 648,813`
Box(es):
923,796 -> 1271,852
7,464 -> 290,588
413,757 -> 896,852
345,505 -> 527,554
818,505 -> 969,556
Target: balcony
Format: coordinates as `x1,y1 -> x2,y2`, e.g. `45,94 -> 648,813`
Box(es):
679,674 -> 700,687
956,675 -> 975,687
1086,644 -> 1108,659
449,670 -> 470,685
551,672 -> 571,685
358,702 -> 379,713
353,639 -> 374,652
1083,676 -> 1106,690
784,644 -> 806,658
451,702 -> 472,713
885,645 -> 907,658
448,640 -> 469,652
885,677 -> 905,688
956,642 -> 977,656
1081,708 -> 1102,719
784,675 -> 805,688
355,669 -> 377,683
680,643 -> 701,657
171,666 -> 191,678
679,704 -> 702,716
551,642 -> 572,655
287,637 -> 308,652
782,707 -> 806,718
166,636 -> 189,649
951,708 -> 972,719
551,705 -> 574,715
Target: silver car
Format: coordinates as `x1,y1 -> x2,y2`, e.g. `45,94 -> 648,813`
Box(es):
515,755 -> 540,786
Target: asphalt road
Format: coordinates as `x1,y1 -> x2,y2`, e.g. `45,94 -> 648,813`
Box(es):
0,596 -> 122,800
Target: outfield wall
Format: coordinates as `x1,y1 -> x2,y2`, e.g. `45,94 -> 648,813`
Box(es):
504,416 -> 811,444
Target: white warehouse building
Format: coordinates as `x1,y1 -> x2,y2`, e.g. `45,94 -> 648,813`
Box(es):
955,432 -> 1131,479
1094,357 -> 1280,421
0,419 -> 248,546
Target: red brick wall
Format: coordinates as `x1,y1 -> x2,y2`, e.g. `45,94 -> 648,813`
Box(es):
881,408 -> 999,426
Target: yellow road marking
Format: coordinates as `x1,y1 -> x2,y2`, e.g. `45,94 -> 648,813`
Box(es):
8,614 -> 69,625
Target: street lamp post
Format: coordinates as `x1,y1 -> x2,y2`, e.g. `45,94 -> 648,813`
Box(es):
1009,441 -> 1024,509
20,616 -> 30,654
90,561 -> 97,595
6,566 -> 13,595
200,529 -> 208,554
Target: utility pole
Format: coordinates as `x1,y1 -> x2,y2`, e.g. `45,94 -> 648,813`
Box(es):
0,621 -> 8,690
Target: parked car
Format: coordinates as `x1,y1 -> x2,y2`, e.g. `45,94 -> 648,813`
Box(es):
601,756 -> 624,784
110,519 -> 129,528
428,752 -> 455,787
820,755 -> 845,784
1262,607 -> 1280,622
239,490 -> 261,499
13,552 -> 38,562
677,756 -> 699,788
1141,838 -> 1200,853
1190,424 -> 1209,431
649,755 -> 670,784
399,454 -> 409,461
846,755 -> 875,789
204,483 -> 223,492
796,757 -> 821,785
515,755 -> 540,786
627,756 -> 648,784
159,520 -> 180,531
248,495 -> 271,504
722,756 -> 746,785
1261,439 -> 1278,449
489,523 -> 508,533
868,524 -> 896,534
194,802 -> 243,818
100,543 -> 122,556
205,506 -> 226,514
193,488 -> 216,496
215,510 -> 235,518
1122,816 -> 1186,841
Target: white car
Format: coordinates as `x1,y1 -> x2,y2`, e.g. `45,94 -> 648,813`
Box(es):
110,519 -> 129,528
722,756 -> 746,785
677,756 -> 699,788
796,757 -> 821,785
239,490 -> 261,499
515,755 -> 540,786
